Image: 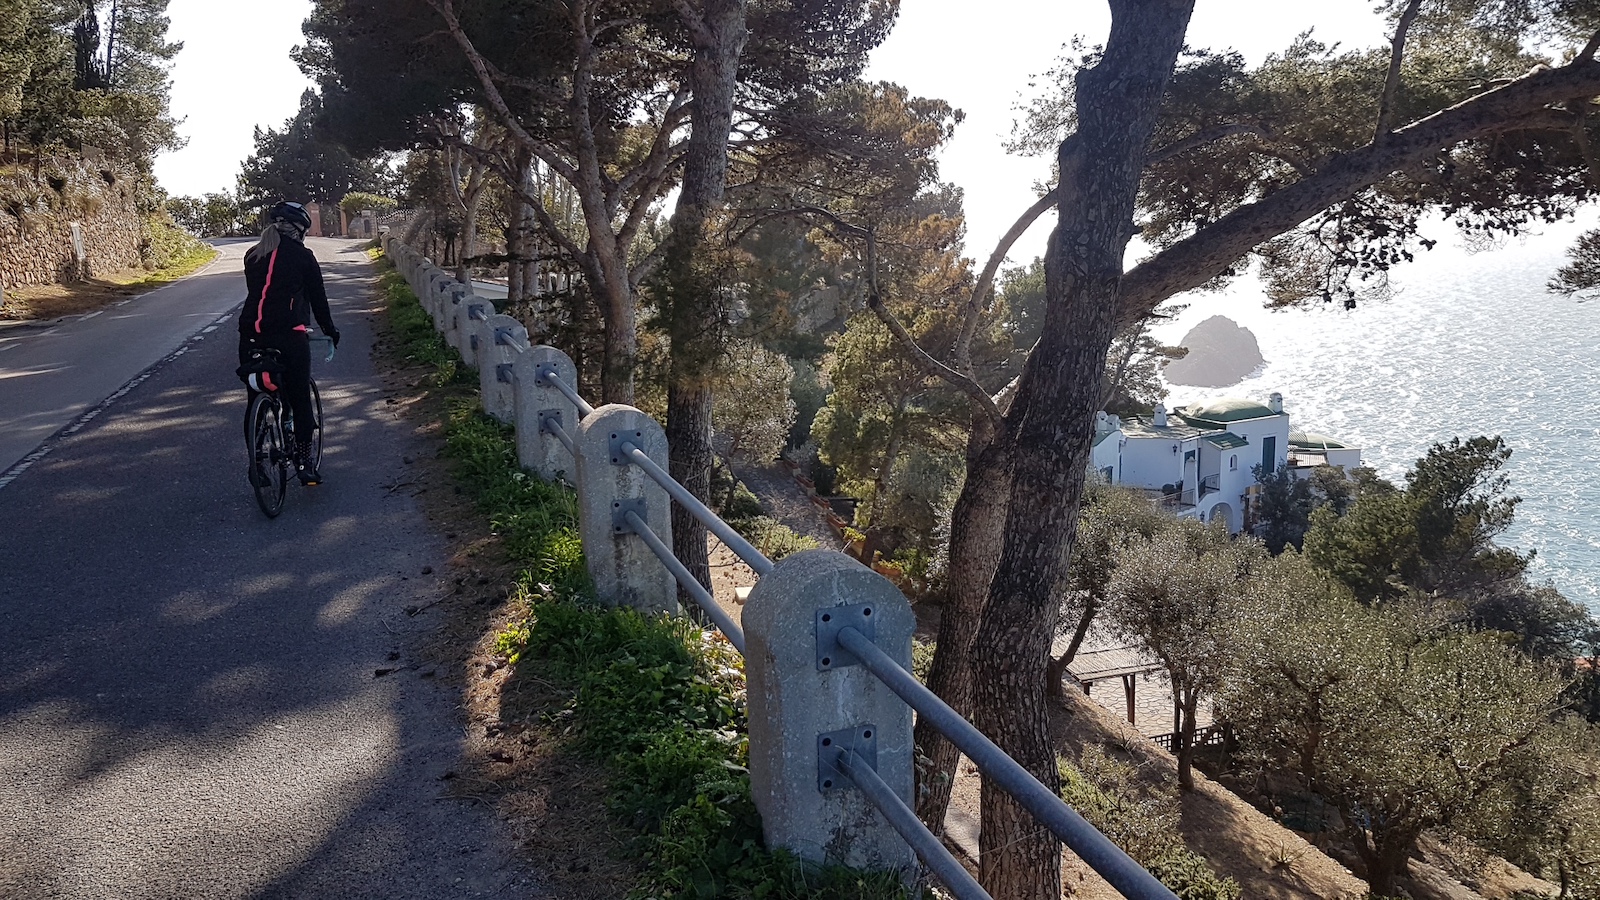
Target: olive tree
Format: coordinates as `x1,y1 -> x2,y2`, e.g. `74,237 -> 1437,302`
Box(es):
1102,518 -> 1264,790
1222,564 -> 1567,897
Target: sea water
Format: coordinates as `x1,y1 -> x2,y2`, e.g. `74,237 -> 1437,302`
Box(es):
1151,213 -> 1600,613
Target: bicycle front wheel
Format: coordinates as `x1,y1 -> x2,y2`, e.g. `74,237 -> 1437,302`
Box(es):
247,393 -> 288,517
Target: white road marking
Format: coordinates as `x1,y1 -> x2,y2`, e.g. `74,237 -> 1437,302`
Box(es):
0,316 -> 226,492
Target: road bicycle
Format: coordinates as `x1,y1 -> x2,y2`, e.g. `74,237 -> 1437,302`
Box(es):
244,336 -> 334,518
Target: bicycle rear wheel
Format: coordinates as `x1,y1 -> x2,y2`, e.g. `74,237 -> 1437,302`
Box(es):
307,377 -> 323,472
247,393 -> 288,517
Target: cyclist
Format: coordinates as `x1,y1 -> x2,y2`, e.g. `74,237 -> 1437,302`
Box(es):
237,201 -> 340,486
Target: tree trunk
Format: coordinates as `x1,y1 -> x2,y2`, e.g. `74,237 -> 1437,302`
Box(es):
506,188 -> 525,308
967,4 -> 1194,896
914,413 -> 1009,829
455,153 -> 487,285
1350,822 -> 1417,899
597,273 -> 636,404
667,380 -> 715,609
517,161 -> 539,313
660,0 -> 747,607
1176,685 -> 1199,790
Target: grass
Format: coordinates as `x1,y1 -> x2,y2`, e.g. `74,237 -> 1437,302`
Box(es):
127,242 -> 217,286
373,249 -> 915,900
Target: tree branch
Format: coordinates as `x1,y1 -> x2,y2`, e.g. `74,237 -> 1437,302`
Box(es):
1149,123 -> 1269,165
671,0 -> 714,47
862,263 -> 1004,423
1117,59 -> 1600,328
953,187 -> 1060,375
759,205 -> 1004,421
1374,0 -> 1424,141
1581,29 -> 1600,62
423,0 -> 546,163
611,89 -> 691,203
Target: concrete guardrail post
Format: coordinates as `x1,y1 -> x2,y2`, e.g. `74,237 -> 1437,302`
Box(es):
429,272 -> 455,333
573,404 -> 678,614
432,276 -> 457,329
513,345 -> 579,481
413,257 -> 432,295
453,295 -> 490,369
743,550 -> 917,874
479,314 -> 526,424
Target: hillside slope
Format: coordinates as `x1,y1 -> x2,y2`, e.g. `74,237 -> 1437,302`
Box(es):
944,681 -> 1558,899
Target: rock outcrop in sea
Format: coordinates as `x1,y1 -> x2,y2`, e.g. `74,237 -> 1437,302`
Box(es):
1162,315 -> 1265,387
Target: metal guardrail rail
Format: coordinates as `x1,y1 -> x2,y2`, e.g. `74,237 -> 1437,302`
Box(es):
617,439 -> 775,577
537,365 -> 595,418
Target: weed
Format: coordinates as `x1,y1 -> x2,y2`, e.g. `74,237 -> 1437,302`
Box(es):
728,514 -> 820,562
377,265 -> 462,379
1268,840 -> 1309,869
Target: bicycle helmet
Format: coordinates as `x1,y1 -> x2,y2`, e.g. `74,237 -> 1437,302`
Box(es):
269,201 -> 312,240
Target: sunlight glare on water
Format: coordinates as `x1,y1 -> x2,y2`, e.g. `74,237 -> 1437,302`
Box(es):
1151,213 -> 1600,612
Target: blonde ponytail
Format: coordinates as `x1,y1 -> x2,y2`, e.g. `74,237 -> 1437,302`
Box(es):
246,223 -> 281,262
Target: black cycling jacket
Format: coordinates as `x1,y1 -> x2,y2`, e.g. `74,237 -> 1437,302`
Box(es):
237,238 -> 335,336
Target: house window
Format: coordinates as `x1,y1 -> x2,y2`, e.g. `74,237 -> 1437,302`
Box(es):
1229,455 -> 1237,471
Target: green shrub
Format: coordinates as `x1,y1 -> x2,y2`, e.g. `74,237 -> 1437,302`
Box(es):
730,514 -> 821,563
1145,847 -> 1242,900
141,211 -> 211,270
911,638 -> 936,684
340,191 -> 397,217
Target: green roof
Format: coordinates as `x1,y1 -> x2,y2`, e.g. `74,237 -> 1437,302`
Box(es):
1174,397 -> 1280,425
1203,432 -> 1250,450
1289,431 -> 1349,450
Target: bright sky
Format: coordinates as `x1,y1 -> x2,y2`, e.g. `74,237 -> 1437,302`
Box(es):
151,0 -> 313,201
863,0 -> 1390,266
152,0 -> 1389,264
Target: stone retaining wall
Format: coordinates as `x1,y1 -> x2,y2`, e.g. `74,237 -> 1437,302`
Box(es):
0,157 -> 146,292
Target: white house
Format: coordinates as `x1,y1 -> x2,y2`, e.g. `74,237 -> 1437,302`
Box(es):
1090,393 -> 1362,534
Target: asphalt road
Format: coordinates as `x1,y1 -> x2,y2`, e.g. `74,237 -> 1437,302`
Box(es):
0,239 -> 253,479
0,239 -> 545,899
